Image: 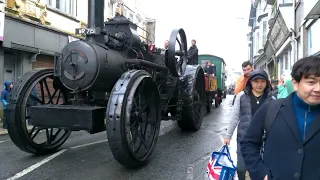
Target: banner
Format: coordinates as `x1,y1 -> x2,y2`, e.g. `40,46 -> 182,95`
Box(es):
68,36 -> 79,43
0,12 -> 4,41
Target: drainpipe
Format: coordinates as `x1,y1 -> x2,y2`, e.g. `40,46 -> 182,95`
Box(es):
290,28 -> 297,68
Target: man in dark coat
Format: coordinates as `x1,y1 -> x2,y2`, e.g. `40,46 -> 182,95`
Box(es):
240,56 -> 320,180
204,61 -> 214,75
223,69 -> 274,180
187,39 -> 198,65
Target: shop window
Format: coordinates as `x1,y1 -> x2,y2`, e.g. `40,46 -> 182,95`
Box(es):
45,0 -> 77,17
307,20 -> 320,56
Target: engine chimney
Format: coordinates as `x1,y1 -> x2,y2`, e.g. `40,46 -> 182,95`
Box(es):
88,0 -> 105,29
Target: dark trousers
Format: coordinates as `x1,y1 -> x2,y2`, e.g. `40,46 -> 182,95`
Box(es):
237,153 -> 246,180
2,113 -> 7,129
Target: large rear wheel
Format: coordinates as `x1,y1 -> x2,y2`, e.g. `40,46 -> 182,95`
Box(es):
178,66 -> 206,131
6,69 -> 71,155
106,70 -> 161,168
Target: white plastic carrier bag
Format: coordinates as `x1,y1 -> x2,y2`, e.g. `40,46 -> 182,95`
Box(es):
206,145 -> 236,180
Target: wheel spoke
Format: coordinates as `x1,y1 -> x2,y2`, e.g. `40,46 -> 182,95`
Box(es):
30,94 -> 44,104
137,130 -> 148,149
23,72 -> 71,149
48,89 -> 58,104
39,82 -> 45,102
28,126 -> 36,136
127,78 -> 159,158
31,129 -> 41,140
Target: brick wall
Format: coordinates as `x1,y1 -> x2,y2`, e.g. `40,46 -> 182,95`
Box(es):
32,54 -> 54,69
31,55 -> 63,104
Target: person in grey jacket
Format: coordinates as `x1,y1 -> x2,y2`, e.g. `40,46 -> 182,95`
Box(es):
223,69 -> 274,180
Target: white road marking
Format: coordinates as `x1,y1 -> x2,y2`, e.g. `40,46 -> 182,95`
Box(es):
70,139 -> 108,149
6,149 -> 67,180
4,121 -> 180,179
0,139 -> 11,144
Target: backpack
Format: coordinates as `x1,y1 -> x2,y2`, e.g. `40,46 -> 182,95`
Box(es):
261,98 -> 285,157
263,98 -> 285,138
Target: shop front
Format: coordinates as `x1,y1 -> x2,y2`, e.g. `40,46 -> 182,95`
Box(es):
0,14 -> 71,89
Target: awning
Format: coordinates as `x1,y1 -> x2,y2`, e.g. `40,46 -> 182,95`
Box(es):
305,1 -> 320,20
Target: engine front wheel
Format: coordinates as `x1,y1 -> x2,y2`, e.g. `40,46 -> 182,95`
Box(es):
106,70 -> 161,168
6,69 -> 71,155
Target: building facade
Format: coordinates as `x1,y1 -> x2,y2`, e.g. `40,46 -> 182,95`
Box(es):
248,0 -> 320,80
296,0 -> 320,58
248,0 -> 274,78
0,0 -> 155,91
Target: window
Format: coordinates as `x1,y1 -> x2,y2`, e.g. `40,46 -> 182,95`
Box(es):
282,0 -> 292,3
307,20 -> 320,56
255,31 -> 260,54
278,0 -> 292,4
45,0 -> 77,17
284,53 -> 289,69
109,2 -> 113,17
262,21 -> 267,45
130,13 -> 134,22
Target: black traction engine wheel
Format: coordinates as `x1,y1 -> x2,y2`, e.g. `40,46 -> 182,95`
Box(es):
6,69 -> 71,155
167,28 -> 188,77
106,70 -> 161,168
178,66 -> 206,131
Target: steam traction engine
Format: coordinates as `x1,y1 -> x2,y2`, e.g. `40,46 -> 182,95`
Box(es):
5,0 -> 206,168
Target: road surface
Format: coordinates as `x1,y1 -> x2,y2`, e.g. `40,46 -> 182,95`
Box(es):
0,95 -> 237,180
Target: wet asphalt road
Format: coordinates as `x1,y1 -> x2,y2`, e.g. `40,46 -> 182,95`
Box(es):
0,95 -> 233,180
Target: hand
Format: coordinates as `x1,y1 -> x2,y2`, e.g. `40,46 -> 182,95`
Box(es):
264,175 -> 268,180
223,138 -> 230,145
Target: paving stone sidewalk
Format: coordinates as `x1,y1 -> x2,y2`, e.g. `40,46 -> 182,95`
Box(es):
0,121 -> 33,136
0,121 -> 8,135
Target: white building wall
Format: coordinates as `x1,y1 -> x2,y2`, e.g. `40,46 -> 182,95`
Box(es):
250,0 -> 320,79
39,0 -> 151,41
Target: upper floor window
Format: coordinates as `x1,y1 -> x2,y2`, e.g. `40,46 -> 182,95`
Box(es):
129,13 -> 134,22
279,0 -> 292,3
262,21 -> 268,45
45,0 -> 77,17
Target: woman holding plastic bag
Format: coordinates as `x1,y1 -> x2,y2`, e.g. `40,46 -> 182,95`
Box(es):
222,69 -> 274,180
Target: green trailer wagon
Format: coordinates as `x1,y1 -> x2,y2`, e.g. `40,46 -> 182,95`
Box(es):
198,54 -> 227,112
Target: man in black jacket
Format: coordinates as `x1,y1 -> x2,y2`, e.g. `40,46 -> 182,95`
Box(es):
187,39 -> 198,65
240,56 -> 320,180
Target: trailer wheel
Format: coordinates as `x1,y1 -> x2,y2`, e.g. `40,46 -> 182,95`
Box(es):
178,65 -> 206,131
106,70 -> 161,168
206,93 -> 212,113
6,69 -> 71,155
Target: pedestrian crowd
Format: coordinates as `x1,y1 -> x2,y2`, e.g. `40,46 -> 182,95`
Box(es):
223,56 -> 320,180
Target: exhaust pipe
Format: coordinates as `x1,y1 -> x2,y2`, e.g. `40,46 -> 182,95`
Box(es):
88,0 -> 105,29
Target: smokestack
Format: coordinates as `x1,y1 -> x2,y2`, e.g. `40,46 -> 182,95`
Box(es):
88,0 -> 105,29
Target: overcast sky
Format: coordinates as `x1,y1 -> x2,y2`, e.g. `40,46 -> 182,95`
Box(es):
141,0 -> 252,71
